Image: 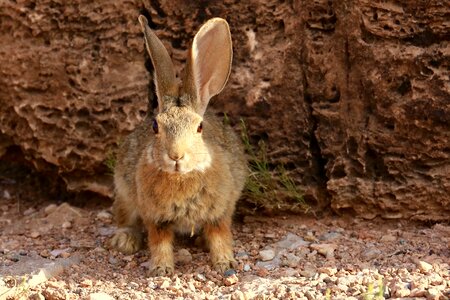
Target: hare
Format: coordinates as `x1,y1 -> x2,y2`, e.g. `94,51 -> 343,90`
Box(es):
109,15 -> 247,276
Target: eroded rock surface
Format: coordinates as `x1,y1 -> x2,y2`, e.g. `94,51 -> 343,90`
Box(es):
0,0 -> 448,219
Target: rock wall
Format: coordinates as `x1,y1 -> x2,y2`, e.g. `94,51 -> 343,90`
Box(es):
0,0 -> 448,220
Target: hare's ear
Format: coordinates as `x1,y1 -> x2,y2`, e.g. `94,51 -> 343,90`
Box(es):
138,15 -> 178,111
182,18 -> 232,115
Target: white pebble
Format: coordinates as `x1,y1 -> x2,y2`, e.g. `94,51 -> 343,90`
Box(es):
259,249 -> 275,261
62,221 -> 72,229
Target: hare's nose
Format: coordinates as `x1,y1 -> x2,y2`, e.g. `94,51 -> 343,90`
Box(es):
169,153 -> 184,161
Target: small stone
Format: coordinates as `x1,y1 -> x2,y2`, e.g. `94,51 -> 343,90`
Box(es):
318,267 -> 337,276
243,264 -> 251,272
96,211 -> 113,222
224,269 -> 236,277
409,288 -> 427,297
282,253 -> 300,267
30,231 -> 41,238
196,274 -> 206,282
44,204 -> 58,215
108,256 -> 119,265
28,292 -> 45,300
236,251 -> 249,260
231,290 -> 246,300
159,280 -> 171,289
177,248 -> 192,264
391,282 -> 411,298
256,267 -> 269,277
50,248 -> 71,258
319,231 -> 342,241
380,234 -> 396,242
80,279 -> 93,287
6,253 -> 20,262
187,281 -> 196,292
264,233 -> 277,239
361,248 -> 381,261
276,233 -> 310,249
88,292 -> 115,300
417,260 -> 433,273
39,249 -> 50,258
426,288 -> 442,299
3,190 -> 11,199
259,249 -> 275,261
300,266 -> 317,278
98,226 -> 115,236
93,247 -> 107,253
62,221 -> 72,229
23,207 -> 36,216
310,243 -> 336,259
279,267 -> 298,277
223,274 -> 239,286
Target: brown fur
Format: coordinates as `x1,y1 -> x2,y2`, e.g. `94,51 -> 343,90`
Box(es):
110,17 -> 247,276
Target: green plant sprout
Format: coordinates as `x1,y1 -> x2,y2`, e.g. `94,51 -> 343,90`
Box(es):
240,118 -> 309,213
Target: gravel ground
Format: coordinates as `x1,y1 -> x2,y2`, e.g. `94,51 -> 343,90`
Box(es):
0,193 -> 449,300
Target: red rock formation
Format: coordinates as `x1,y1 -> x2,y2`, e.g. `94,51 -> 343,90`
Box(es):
0,0 -> 448,220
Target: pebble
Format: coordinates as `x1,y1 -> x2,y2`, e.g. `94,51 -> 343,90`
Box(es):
96,210 -> 113,222
231,290 -> 246,300
88,292 -> 115,300
380,234 -> 396,242
224,269 -> 236,277
264,233 -> 277,239
259,249 -> 275,261
282,253 -> 300,267
310,243 -> 336,259
98,226 -> 115,236
44,204 -> 58,215
62,221 -> 72,229
196,274 -> 206,282
236,250 -> 249,260
243,264 -> 251,272
300,266 -> 317,278
30,231 -> 41,238
177,248 -> 192,264
318,267 -> 337,276
23,207 -> 36,216
361,248 -> 381,261
3,190 -> 11,199
109,256 -> 119,265
50,248 -> 71,258
159,280 -> 171,289
276,233 -> 310,249
80,279 -> 93,287
319,231 -> 342,241
417,260 -> 433,273
426,287 -> 442,299
223,274 -> 239,286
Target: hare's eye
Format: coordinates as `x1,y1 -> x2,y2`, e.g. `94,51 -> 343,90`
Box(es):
197,122 -> 203,133
152,119 -> 159,134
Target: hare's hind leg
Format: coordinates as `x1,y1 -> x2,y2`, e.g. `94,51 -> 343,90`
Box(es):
110,193 -> 143,254
204,216 -> 237,273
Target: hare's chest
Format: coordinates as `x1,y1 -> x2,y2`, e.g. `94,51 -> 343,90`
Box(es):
167,195 -> 206,222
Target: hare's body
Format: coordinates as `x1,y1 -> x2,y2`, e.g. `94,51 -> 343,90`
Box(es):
110,16 -> 247,276
114,111 -> 246,232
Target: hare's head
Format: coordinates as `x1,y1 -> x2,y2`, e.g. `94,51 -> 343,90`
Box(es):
138,16 -> 232,174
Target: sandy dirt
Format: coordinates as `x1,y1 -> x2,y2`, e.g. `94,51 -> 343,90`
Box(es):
0,182 -> 449,300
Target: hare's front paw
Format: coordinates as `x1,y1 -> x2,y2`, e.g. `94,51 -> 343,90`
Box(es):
212,256 -> 237,273
149,263 -> 174,277
110,227 -> 143,254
